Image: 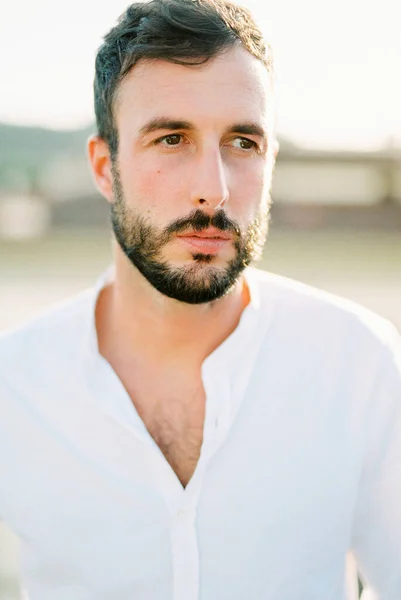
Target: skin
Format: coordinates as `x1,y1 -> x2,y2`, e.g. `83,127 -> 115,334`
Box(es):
88,45 -> 278,485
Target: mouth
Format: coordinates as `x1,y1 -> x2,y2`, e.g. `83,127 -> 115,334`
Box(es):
176,228 -> 232,254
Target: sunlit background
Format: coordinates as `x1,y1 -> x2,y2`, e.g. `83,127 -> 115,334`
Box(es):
0,0 -> 400,598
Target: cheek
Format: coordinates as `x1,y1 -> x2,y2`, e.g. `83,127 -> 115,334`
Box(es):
120,158 -> 159,203
119,157 -> 182,220
228,163 -> 269,221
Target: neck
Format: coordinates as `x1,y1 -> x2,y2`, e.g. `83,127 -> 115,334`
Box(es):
96,250 -> 250,369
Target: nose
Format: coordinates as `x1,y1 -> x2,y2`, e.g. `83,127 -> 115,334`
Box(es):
189,146 -> 229,211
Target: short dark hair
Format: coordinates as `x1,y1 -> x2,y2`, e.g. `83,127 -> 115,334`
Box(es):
94,0 -> 273,157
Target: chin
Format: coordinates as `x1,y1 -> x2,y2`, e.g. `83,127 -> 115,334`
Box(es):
180,250 -> 232,266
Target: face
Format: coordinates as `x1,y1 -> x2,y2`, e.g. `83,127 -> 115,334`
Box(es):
107,46 -> 276,303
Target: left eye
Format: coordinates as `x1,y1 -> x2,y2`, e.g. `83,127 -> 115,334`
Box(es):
159,134 -> 182,146
231,137 -> 257,150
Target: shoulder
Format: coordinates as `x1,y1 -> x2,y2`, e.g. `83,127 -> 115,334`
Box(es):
0,287 -> 96,392
248,267 -> 399,355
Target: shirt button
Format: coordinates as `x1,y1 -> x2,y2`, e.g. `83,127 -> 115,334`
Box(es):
175,508 -> 196,524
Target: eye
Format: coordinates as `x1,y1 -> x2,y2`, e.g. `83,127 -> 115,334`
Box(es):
230,137 -> 258,151
156,134 -> 183,146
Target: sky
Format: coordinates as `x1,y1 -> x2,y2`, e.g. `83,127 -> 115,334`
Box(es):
0,0 -> 400,150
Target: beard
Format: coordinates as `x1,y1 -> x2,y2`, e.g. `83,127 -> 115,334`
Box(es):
110,167 -> 270,304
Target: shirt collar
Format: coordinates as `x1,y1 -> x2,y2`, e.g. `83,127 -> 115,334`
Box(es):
84,264 -> 265,367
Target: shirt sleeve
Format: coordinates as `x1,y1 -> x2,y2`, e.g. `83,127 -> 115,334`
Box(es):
351,324 -> 401,598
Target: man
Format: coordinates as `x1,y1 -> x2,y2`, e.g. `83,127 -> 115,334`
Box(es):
1,0 -> 400,598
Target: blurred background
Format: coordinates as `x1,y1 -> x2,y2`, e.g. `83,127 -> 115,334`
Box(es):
0,0 -> 400,598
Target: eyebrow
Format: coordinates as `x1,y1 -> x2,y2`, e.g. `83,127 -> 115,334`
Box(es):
138,117 -> 268,140
138,118 -> 194,137
224,123 -> 267,140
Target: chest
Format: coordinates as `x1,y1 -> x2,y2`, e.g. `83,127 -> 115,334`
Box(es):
121,369 -> 206,487
4,386 -> 359,600
2,365 -> 361,599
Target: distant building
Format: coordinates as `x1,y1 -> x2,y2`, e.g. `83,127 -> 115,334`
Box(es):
0,193 -> 50,239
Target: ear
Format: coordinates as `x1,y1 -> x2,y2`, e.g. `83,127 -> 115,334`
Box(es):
87,135 -> 114,204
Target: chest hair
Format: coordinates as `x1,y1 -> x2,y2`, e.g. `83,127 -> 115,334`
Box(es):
126,377 -> 206,488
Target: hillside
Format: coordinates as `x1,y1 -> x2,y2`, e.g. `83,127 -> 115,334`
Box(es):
0,123 -> 95,189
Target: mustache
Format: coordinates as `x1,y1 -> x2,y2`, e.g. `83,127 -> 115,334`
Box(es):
165,209 -> 241,237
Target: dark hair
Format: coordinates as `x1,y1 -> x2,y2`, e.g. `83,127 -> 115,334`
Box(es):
94,0 -> 273,158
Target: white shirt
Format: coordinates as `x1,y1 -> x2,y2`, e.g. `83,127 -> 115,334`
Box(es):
1,267 -> 400,600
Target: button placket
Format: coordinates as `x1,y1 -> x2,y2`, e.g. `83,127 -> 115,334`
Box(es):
171,506 -> 199,600
168,477 -> 204,600
167,358 -> 232,600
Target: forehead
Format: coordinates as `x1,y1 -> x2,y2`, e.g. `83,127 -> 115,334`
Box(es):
114,46 -> 272,132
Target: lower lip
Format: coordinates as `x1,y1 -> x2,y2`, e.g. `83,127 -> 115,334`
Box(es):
177,236 -> 231,254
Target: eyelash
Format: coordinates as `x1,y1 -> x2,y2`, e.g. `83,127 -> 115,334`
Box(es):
153,134 -> 260,153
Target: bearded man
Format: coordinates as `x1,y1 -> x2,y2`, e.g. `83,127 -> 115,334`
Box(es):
1,1 -> 400,599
